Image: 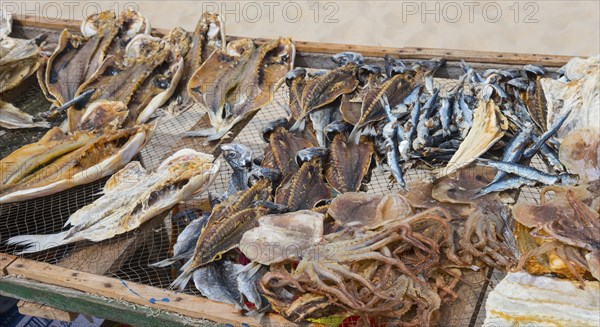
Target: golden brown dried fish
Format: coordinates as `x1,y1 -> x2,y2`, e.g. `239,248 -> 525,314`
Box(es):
269,127 -> 315,178
436,99 -> 508,179
7,149 -> 219,254
292,64 -> 358,126
325,134 -> 374,193
0,123 -> 154,204
0,127 -> 95,188
187,37 -> 295,140
125,28 -> 189,125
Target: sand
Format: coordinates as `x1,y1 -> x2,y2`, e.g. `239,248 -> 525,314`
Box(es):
2,1 -> 599,57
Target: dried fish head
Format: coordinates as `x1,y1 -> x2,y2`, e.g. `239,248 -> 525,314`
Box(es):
80,10 -> 118,37
118,9 -> 151,38
240,210 -> 324,265
76,100 -> 128,132
221,143 -> 253,170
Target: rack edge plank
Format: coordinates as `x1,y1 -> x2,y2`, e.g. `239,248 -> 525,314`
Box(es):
12,14 -> 575,67
1,257 -> 297,327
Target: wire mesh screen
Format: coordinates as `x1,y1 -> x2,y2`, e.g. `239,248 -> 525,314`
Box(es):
0,63 -> 547,326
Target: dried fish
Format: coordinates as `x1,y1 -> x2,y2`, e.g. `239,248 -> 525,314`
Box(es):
171,180 -> 271,290
325,134 -> 374,193
436,99 -> 508,179
7,149 -> 219,253
0,100 -> 50,129
187,37 -> 295,140
275,158 -> 333,211
0,123 -> 154,204
481,159 -> 578,186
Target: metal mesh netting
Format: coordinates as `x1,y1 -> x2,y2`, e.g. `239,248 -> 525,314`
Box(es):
0,67 -> 547,325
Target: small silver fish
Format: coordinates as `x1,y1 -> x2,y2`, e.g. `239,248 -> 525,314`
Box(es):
439,97 -> 452,137
523,108 -> 572,158
476,175 -> 537,198
490,124 -> 534,184
149,215 -> 209,267
480,159 -> 578,186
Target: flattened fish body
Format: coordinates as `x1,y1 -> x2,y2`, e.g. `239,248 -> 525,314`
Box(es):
0,127 -> 95,188
0,124 -> 154,203
325,134 -> 374,193
7,149 -> 220,253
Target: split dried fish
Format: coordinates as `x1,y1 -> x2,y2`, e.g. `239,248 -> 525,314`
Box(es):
325,134 -> 374,193
7,149 -> 219,253
171,180 -> 272,290
436,99 -> 508,179
187,37 -> 295,140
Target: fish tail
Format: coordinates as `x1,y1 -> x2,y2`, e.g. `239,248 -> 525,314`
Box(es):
169,269 -> 193,291
148,256 -> 181,268
169,258 -> 194,290
6,231 -> 69,254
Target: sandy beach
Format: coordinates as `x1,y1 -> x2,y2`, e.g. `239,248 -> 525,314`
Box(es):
2,1 -> 598,57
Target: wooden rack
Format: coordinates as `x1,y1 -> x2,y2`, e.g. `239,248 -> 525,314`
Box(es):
0,15 -> 575,327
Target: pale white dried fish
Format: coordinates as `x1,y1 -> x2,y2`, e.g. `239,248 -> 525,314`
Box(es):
484,272 -> 600,327
436,99 -> 507,179
541,56 -> 600,142
7,149 -> 220,253
0,100 -> 50,129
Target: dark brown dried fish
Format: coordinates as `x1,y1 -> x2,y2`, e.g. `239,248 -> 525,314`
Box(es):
293,64 -> 358,126
170,179 -> 271,290
275,158 -> 332,211
269,127 -> 315,178
325,134 -> 374,193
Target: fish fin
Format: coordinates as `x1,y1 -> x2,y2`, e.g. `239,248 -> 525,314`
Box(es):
6,231 -> 69,254
148,256 -> 181,268
169,257 -> 194,290
169,269 -> 193,291
182,127 -> 217,138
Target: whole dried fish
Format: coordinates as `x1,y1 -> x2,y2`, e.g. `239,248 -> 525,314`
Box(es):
0,37 -> 42,93
187,37 -> 295,140
481,159 -> 578,186
7,149 -> 219,253
489,124 -> 534,184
